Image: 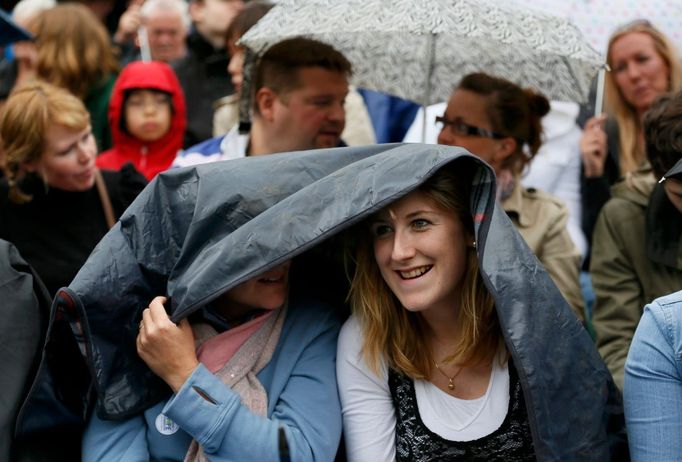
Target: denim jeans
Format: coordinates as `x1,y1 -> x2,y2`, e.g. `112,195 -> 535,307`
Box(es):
624,290 -> 682,462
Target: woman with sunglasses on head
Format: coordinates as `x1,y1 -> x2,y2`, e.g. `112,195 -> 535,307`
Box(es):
436,72 -> 584,320
579,20 -> 682,247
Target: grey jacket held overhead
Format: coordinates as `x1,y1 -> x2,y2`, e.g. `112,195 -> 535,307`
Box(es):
41,144 -> 621,460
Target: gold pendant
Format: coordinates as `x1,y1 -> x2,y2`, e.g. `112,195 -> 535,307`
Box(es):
448,379 -> 455,390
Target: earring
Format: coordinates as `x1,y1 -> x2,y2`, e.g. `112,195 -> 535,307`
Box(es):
471,241 -> 477,249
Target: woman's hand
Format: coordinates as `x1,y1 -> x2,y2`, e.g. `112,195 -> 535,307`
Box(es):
580,114 -> 608,178
137,296 -> 199,393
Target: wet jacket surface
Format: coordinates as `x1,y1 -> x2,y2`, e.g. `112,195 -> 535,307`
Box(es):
591,171 -> 682,389
46,144 -> 623,461
96,61 -> 186,181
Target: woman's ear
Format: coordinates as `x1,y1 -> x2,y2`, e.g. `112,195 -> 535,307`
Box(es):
493,137 -> 517,165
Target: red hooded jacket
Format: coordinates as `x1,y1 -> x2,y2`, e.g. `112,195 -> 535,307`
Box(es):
96,61 -> 186,180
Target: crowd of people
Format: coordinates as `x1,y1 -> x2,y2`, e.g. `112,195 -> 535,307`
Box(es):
0,1 -> 681,461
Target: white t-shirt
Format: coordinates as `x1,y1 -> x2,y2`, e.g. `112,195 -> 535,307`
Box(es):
337,316 -> 510,462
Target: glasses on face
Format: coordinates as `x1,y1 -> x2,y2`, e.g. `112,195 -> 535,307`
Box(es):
125,93 -> 171,111
435,115 -> 506,140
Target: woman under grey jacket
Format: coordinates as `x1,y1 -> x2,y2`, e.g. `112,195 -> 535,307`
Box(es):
37,144 -> 623,460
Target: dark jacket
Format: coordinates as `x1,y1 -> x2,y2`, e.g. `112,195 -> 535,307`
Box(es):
45,144 -> 623,460
172,29 -> 233,148
0,166 -> 147,296
0,240 -> 50,461
591,171 -> 682,389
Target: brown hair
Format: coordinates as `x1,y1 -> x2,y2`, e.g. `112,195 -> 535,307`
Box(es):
643,91 -> 682,179
0,80 -> 90,203
225,1 -> 274,47
605,21 -> 682,175
253,37 -> 352,115
26,3 -> 119,100
347,165 -> 499,379
458,72 -> 550,175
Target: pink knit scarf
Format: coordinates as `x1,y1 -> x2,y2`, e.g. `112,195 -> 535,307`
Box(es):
183,304 -> 287,462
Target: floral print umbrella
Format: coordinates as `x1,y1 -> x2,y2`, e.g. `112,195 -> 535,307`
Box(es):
240,0 -> 603,105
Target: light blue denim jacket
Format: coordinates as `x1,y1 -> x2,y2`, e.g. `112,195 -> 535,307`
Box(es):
624,290 -> 682,462
82,298 -> 342,462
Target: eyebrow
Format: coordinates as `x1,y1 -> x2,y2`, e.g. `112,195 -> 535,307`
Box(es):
375,209 -> 438,221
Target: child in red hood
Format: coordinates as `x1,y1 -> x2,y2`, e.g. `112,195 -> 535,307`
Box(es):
97,61 -> 186,180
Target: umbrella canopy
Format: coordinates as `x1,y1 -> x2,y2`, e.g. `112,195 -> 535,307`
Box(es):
0,9 -> 32,47
240,0 -> 603,105
511,0 -> 682,55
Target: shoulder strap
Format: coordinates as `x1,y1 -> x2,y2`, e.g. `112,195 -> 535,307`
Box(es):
94,169 -> 116,229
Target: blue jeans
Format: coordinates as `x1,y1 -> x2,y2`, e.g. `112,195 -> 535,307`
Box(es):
624,290 -> 682,462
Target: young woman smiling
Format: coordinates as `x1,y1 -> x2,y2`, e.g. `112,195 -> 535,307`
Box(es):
336,155 -> 624,461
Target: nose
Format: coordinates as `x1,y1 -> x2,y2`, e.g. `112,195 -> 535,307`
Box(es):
626,62 -> 642,81
437,126 -> 458,146
143,101 -> 157,114
329,100 -> 346,124
391,228 -> 415,261
77,138 -> 95,164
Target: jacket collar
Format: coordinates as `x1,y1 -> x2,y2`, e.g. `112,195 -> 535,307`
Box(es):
501,180 -> 533,228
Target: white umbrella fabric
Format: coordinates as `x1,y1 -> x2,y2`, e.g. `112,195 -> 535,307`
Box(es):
511,0 -> 682,56
240,0 -> 604,106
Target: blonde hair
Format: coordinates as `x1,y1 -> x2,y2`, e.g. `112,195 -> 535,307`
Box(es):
26,3 -> 118,100
0,80 -> 90,203
605,21 -> 682,175
347,166 -> 499,379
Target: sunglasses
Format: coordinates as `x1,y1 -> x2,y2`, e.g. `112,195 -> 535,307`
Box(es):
435,115 -> 507,140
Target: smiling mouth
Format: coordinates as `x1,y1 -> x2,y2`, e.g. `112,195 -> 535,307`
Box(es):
398,265 -> 432,280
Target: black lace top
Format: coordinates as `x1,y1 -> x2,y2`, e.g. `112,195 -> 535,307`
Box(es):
388,361 -> 535,461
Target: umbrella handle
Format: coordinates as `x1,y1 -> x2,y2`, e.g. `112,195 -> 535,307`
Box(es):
138,26 -> 151,62
593,64 -> 610,117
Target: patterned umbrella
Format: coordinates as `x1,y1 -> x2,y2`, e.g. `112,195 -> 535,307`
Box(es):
511,0 -> 682,55
240,0 -> 603,105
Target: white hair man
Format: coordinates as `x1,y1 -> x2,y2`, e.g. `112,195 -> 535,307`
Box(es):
114,0 -> 190,64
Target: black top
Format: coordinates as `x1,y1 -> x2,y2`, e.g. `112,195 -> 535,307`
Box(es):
581,118 -> 621,264
388,361 -> 535,461
172,29 -> 234,148
0,165 -> 146,296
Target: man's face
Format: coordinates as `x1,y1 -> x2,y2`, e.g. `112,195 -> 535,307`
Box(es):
145,10 -> 188,63
664,177 -> 682,214
269,67 -> 348,152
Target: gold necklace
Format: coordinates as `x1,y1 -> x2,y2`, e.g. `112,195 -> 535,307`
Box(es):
434,361 -> 463,390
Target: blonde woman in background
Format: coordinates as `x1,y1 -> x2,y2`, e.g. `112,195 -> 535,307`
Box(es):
580,20 -> 682,244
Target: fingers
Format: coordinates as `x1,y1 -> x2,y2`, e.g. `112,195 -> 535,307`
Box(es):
148,296 -> 169,322
584,114 -> 606,131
